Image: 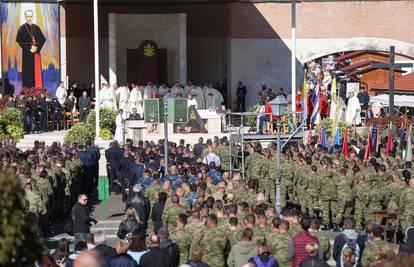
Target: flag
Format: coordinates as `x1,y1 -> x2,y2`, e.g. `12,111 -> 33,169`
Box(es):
321,124 -> 327,148
307,130 -> 312,146
342,128 -> 349,159
364,131 -> 371,161
386,125 -> 393,156
302,70 -> 307,99
371,128 -> 378,154
405,124 -> 412,161
317,127 -> 322,145
331,76 -> 337,99
302,70 -> 308,121
310,74 -> 321,124
333,127 -> 341,147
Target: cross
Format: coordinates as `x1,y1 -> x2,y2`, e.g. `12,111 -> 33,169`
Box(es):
371,46 -> 413,115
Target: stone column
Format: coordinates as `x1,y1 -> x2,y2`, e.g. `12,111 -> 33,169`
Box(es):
178,14 -> 187,83
60,4 -> 67,87
108,13 -> 117,85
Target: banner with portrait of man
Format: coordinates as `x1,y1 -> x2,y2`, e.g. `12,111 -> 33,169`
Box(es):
1,2 -> 60,94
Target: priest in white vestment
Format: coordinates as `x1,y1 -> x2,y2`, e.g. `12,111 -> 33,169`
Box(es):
171,82 -> 185,98
129,85 -> 143,116
114,110 -> 125,143
345,92 -> 361,125
187,93 -> 198,109
143,82 -> 158,100
188,84 -> 205,109
55,81 -> 67,105
184,80 -> 194,97
116,85 -> 130,116
100,84 -> 117,109
203,83 -> 224,110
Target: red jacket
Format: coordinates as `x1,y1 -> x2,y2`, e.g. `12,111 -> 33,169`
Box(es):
292,231 -> 319,267
264,102 -> 272,120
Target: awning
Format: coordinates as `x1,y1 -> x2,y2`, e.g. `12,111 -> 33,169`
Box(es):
369,94 -> 414,108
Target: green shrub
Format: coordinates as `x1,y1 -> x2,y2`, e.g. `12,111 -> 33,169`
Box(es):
86,108 -> 118,133
99,128 -> 113,140
6,125 -> 25,142
64,123 -> 95,144
0,170 -> 43,266
0,108 -> 24,128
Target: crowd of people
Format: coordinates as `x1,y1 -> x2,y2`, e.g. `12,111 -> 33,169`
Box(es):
23,133 -> 413,267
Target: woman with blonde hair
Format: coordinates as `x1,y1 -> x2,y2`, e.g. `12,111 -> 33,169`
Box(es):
117,207 -> 145,240
300,243 -> 330,267
110,240 -> 138,267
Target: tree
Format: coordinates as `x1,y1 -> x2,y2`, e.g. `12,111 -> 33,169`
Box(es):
0,169 -> 42,266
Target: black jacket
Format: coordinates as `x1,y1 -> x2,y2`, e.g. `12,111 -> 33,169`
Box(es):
139,247 -> 172,267
72,202 -> 91,234
332,232 -> 365,267
117,218 -> 146,239
110,253 -> 138,267
151,200 -> 166,233
94,244 -> 117,267
300,256 -> 330,267
126,192 -> 150,227
160,239 -> 180,267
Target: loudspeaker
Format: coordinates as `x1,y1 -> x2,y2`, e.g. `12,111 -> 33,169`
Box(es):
168,98 -> 188,123
144,99 -> 164,123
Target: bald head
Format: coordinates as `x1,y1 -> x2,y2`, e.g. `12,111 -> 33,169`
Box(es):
149,234 -> 160,247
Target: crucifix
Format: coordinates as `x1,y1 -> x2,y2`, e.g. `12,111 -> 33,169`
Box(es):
371,46 -> 413,115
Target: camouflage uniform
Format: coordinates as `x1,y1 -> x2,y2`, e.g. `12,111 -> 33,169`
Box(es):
280,162 -> 295,207
310,230 -> 330,260
262,157 -> 277,203
162,204 -> 186,230
365,185 -> 384,224
195,226 -> 228,267
304,171 -> 320,217
25,189 -> 46,219
215,145 -> 230,171
400,186 -> 414,231
267,231 -> 292,266
170,227 -> 192,265
361,240 -> 396,267
354,182 -> 371,230
335,174 -> 354,224
384,181 -> 404,213
319,171 -> 338,225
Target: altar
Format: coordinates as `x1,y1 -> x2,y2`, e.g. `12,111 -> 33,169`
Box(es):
125,109 -> 226,143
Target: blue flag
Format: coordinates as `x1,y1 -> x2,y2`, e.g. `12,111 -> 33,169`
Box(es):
334,127 -> 341,147
321,124 -> 327,148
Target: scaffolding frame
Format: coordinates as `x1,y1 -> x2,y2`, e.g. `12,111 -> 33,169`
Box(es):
227,111 -> 306,179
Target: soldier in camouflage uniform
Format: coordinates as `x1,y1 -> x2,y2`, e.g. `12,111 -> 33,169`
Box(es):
162,194 -> 186,230
24,182 -> 46,223
319,163 -> 339,229
304,165 -> 320,217
194,214 -> 228,267
365,180 -> 384,225
267,220 -> 292,266
170,213 -> 192,265
361,226 -> 396,267
335,168 -> 355,225
400,178 -> 414,231
309,219 -> 330,260
354,175 -> 371,231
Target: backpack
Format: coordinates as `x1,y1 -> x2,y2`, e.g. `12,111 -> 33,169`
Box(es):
253,255 -> 275,267
340,234 -> 361,267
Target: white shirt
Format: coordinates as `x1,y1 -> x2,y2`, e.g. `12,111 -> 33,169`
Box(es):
202,152 -> 221,166
55,86 -> 67,105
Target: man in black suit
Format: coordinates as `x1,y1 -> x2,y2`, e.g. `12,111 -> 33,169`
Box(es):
128,107 -> 141,120
87,140 -> 101,188
78,144 -> 93,194
105,141 -> 124,192
139,234 -> 172,267
193,137 -> 204,160
37,93 -> 48,132
151,191 -> 167,233
93,231 -> 117,267
51,97 -> 62,130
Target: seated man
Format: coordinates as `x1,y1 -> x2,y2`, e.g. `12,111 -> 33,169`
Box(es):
128,108 -> 141,120
258,100 -> 272,134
